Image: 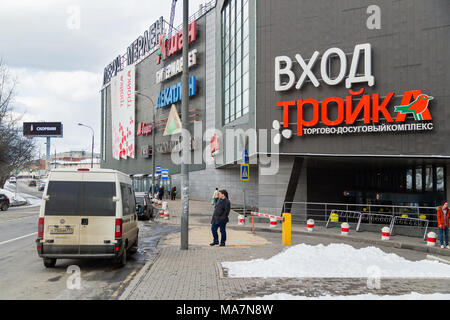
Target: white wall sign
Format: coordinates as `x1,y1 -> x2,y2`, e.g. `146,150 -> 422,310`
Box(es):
111,64 -> 135,160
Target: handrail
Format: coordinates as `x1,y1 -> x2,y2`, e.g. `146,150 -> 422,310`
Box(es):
283,201 -> 438,211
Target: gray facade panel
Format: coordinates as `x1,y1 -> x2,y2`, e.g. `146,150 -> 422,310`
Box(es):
101,15 -> 210,175
256,0 -> 450,157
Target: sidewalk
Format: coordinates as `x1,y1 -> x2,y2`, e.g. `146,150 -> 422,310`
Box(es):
120,199 -> 450,300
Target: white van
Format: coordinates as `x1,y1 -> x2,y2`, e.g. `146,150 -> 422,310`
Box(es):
36,168 -> 139,268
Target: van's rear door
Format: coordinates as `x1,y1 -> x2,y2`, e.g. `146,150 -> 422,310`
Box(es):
78,173 -> 116,255
43,180 -> 82,255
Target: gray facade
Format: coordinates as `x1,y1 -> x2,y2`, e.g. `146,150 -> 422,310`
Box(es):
101,0 -> 450,214
256,0 -> 450,157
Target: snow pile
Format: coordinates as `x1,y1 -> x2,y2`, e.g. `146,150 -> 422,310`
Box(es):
222,243 -> 450,278
0,188 -> 27,205
244,292 -> 450,300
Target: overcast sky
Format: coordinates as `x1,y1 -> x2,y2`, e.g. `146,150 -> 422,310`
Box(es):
0,0 -> 207,158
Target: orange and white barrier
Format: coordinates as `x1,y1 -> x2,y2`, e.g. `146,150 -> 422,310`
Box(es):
381,226 -> 390,240
162,202 -> 169,219
269,217 -> 277,228
341,222 -> 349,235
427,232 -> 437,246
251,211 -> 284,228
163,210 -> 170,220
238,215 -> 245,225
307,219 -> 315,232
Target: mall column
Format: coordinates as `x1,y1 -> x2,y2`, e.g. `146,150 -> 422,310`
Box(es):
180,0 -> 190,250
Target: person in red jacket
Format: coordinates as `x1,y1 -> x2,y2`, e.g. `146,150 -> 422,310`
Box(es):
437,201 -> 449,248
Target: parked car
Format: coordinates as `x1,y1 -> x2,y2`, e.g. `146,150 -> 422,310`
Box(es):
36,168 -> 139,268
135,192 -> 153,220
9,177 -> 16,184
0,194 -> 10,211
28,180 -> 37,187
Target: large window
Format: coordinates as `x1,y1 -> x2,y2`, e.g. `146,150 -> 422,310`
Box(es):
222,0 -> 250,124
45,181 -> 116,216
405,165 -> 445,193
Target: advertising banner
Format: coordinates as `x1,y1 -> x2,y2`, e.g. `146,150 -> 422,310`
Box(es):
23,122 -> 63,137
111,64 -> 135,160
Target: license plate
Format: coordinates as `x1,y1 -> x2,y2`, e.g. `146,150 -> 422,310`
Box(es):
50,226 -> 74,234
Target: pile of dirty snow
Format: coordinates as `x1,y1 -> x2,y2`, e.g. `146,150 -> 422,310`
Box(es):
222,243 -> 450,278
244,292 -> 450,300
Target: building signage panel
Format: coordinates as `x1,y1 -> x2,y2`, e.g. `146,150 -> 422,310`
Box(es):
156,21 -> 198,64
156,76 -> 197,109
210,133 -> 220,157
274,44 -> 434,139
141,145 -> 152,158
111,64 -> 135,160
163,105 -> 182,136
103,16 -> 164,86
23,122 -> 63,137
137,122 -> 153,136
156,136 -> 200,154
156,49 -> 198,83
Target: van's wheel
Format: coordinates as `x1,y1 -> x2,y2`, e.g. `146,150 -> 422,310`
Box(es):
114,249 -> 127,268
1,204 -> 8,211
43,258 -> 57,268
129,238 -> 138,255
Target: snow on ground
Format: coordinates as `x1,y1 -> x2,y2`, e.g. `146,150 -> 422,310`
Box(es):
0,188 -> 27,204
2,181 -> 40,207
244,292 -> 450,300
222,243 -> 450,278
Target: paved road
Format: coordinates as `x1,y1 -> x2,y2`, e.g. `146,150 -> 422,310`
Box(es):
0,202 -> 180,300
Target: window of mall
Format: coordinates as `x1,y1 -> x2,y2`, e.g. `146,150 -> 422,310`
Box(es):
222,0 -> 250,124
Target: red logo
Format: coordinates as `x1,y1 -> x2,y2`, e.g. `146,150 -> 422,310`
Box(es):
137,122 -> 153,136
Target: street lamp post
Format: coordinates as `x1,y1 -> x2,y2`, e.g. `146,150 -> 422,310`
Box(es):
180,0 -> 190,250
78,123 -> 94,168
135,91 -> 157,198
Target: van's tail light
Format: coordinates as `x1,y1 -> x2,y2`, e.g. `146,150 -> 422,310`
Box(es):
78,168 -> 90,171
115,218 -> 122,239
38,217 -> 45,239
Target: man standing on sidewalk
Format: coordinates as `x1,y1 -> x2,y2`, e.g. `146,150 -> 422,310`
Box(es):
212,188 -> 219,205
210,190 -> 230,247
437,201 -> 449,248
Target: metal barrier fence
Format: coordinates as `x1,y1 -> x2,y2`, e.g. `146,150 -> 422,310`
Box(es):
324,209 -> 430,239
283,201 -> 438,227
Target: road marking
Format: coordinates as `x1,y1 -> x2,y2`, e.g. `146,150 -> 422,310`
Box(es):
0,232 -> 37,246
110,266 -> 140,300
0,215 -> 37,224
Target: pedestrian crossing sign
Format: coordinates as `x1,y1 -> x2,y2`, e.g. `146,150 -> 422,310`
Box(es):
240,164 -> 249,182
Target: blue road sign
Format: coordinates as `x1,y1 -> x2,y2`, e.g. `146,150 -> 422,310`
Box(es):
240,164 -> 249,182
161,169 -> 169,181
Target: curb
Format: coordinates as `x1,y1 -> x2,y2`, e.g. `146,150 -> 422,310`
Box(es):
227,225 -> 450,257
118,251 -> 160,300
426,255 -> 450,265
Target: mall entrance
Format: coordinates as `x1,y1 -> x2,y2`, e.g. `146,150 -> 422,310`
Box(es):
306,157 -> 447,208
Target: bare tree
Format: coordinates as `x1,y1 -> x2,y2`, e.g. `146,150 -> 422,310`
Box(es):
0,59 -> 36,187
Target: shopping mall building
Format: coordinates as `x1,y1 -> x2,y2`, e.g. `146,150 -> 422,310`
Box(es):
100,0 -> 450,221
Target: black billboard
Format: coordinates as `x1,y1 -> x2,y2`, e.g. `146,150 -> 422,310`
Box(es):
23,122 -> 63,137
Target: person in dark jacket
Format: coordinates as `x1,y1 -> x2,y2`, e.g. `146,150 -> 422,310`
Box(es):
210,190 -> 230,247
158,185 -> 165,201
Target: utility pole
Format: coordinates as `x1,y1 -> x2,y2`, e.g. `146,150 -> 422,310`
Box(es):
180,0 -> 190,250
